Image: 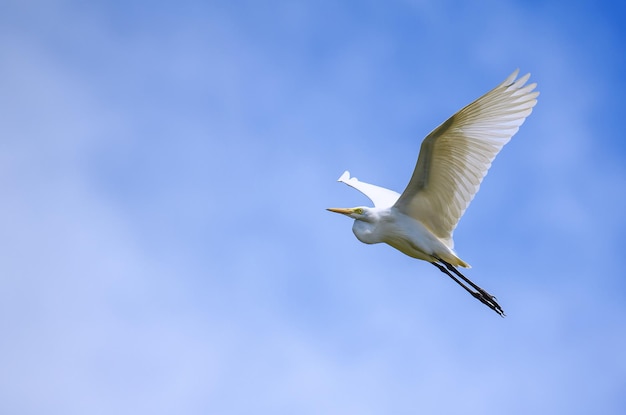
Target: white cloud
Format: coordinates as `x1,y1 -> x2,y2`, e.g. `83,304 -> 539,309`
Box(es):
1,1 -> 625,414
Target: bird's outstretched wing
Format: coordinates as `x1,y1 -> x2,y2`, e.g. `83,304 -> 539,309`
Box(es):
393,70 -> 539,247
337,171 -> 400,208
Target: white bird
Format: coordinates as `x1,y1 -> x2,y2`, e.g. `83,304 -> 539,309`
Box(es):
328,70 -> 538,316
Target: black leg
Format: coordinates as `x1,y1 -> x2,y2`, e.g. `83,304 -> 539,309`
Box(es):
431,261 -> 505,317
432,262 -> 476,296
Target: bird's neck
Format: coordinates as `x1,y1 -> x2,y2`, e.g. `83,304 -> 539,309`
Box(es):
352,209 -> 390,244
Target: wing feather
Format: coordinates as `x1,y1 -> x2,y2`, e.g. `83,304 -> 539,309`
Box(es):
337,170 -> 401,208
393,70 -> 539,247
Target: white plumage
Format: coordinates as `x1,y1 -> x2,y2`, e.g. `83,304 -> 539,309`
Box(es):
328,70 -> 539,316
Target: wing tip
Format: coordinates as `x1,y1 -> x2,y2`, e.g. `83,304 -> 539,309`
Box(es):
502,69 -> 520,86
503,68 -> 536,87
337,170 -> 350,182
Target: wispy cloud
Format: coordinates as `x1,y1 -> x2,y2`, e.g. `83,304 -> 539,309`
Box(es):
0,1 -> 625,414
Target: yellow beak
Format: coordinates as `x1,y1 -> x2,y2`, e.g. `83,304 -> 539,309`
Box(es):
326,207 -> 353,215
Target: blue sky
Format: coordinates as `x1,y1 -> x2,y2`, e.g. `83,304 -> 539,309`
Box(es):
1,1 -> 625,414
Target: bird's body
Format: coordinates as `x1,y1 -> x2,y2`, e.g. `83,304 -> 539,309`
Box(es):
328,70 -> 539,316
349,206 -> 467,267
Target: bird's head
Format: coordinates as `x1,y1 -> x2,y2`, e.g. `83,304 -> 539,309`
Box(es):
326,206 -> 374,221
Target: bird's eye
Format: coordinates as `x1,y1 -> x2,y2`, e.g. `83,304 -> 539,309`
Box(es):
354,208 -> 363,214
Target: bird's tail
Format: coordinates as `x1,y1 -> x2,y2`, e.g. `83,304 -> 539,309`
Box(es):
456,257 -> 471,268
443,253 -> 471,268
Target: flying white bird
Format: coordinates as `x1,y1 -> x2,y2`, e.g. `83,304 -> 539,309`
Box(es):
328,70 -> 538,316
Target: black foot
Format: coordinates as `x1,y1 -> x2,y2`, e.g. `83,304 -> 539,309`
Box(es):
471,290 -> 505,317
432,260 -> 505,317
